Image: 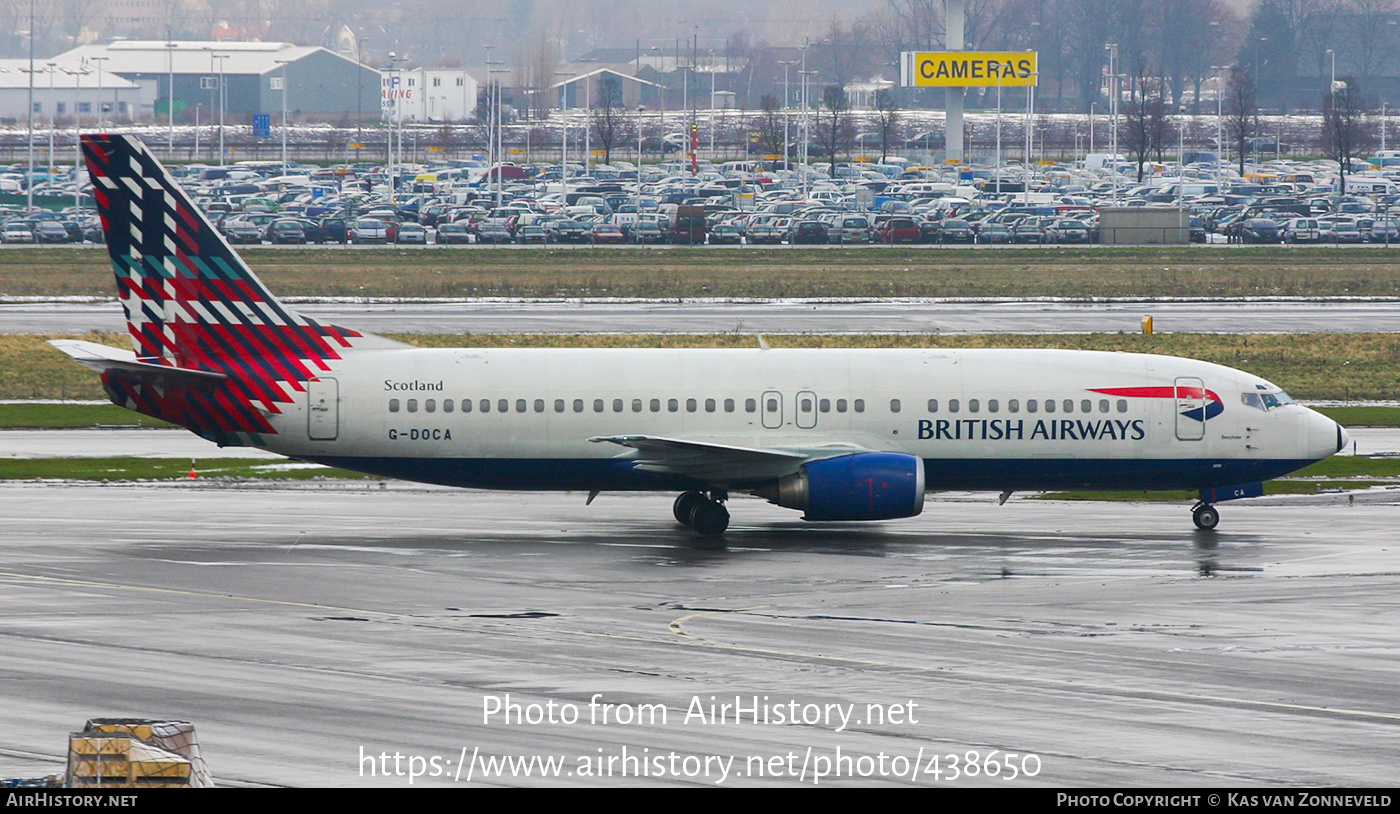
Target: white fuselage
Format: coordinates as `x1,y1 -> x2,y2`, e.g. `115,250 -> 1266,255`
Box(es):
257,347 -> 1342,494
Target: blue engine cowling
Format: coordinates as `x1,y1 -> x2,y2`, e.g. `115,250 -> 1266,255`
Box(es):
754,452 -> 926,521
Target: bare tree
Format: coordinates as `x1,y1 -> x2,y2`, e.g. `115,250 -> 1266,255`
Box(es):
755,93 -> 786,164
1121,68 -> 1164,181
1323,78 -> 1371,194
815,84 -> 854,170
591,75 -> 626,166
1223,65 -> 1258,177
872,88 -> 901,163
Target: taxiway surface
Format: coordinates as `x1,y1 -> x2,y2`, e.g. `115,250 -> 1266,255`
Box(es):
1,482 -> 1396,786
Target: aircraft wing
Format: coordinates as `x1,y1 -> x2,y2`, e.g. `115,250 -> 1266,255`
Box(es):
49,340 -> 228,388
588,434 -> 872,485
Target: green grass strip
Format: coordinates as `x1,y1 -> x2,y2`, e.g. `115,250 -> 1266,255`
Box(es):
0,457 -> 375,481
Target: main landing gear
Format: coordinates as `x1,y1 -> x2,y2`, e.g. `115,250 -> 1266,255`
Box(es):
1192,502 -> 1220,531
674,490 -> 729,536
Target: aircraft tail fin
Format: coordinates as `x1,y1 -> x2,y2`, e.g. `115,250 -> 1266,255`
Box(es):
78,134 -> 405,444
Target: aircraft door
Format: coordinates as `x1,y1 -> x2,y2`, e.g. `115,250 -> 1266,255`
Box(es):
1175,377 -> 1205,441
795,390 -> 818,429
761,391 -> 783,429
308,377 -> 339,440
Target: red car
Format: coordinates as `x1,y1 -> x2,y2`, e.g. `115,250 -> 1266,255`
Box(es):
878,217 -> 921,244
589,224 -> 626,245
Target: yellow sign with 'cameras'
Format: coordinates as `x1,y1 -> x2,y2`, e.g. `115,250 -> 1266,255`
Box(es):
901,52 -> 1038,88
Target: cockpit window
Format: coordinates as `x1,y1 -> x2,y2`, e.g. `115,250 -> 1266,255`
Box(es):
1242,387 -> 1296,411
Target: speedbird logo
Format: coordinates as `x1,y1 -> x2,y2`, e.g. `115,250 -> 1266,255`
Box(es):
1090,386 -> 1224,422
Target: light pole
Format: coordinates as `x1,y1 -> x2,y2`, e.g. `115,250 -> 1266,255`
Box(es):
166,39 -> 177,158
62,66 -> 87,210
1212,65 -> 1225,178
212,53 -> 227,166
1024,70 -> 1038,204
490,66 -> 509,210
708,48 -> 715,159
1106,43 -> 1119,205
90,56 -> 107,129
275,59 -> 290,169
25,0 -> 33,211
778,60 -> 794,171
46,62 -> 55,186
1089,101 -> 1095,155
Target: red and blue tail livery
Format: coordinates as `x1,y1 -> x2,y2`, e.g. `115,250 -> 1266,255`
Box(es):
54,136 -> 1347,535
72,134 -> 403,445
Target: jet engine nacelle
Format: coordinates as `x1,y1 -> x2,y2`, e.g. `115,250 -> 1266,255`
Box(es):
756,452 -> 926,521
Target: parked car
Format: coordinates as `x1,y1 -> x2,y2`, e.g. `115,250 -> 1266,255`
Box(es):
589,223 -> 627,245
435,222 -> 473,244
34,221 -> 70,244
878,217 -> 921,243
974,221 -> 1012,244
2,222 -> 34,243
708,223 -> 745,245
1240,218 -> 1282,244
222,219 -> 263,244
265,219 -> 307,244
476,223 -> 514,244
789,220 -> 830,244
630,221 -> 666,244
516,225 -> 549,244
349,218 -> 391,244
1283,218 -> 1321,244
395,223 -> 428,244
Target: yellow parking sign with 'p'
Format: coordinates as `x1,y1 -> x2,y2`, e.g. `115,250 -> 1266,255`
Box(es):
901,52 -> 1038,88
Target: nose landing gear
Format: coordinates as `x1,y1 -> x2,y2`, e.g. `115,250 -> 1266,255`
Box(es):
1192,502 -> 1220,531
673,490 -> 729,536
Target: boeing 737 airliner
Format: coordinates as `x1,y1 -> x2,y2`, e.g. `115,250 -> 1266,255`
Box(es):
54,135 -> 1347,536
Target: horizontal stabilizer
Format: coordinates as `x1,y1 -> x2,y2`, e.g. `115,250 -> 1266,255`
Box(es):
49,340 -> 228,388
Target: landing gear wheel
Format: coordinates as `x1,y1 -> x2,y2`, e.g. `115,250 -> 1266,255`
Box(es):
689,500 -> 730,536
673,491 -> 706,525
1193,503 -> 1220,531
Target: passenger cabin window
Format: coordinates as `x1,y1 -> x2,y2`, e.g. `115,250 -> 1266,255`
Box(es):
650,399 -> 661,412
1045,399 -> 1056,414
819,398 -> 830,413
854,399 -> 865,413
949,399 -> 960,413
554,399 -> 566,413
407,399 -> 418,413
836,399 -> 847,412
632,399 -> 643,412
704,399 -> 715,412
1027,399 -> 1038,413
574,399 -> 585,413
988,399 -> 999,413
594,399 -> 605,413
425,399 -> 436,413
1008,399 -> 1019,413
746,399 -> 757,413
668,399 -> 679,413
724,399 -> 735,412
889,399 -> 901,413
614,399 -> 624,412
1099,399 -> 1110,413
443,399 -> 454,413
969,399 -> 980,413
389,399 -> 400,412
927,399 -> 938,413
1117,399 -> 1128,413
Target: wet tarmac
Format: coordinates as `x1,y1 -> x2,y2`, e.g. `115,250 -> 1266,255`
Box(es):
0,481 -> 1396,786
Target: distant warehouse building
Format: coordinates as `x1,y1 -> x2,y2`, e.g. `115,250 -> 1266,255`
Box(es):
0,60 -> 142,123
55,41 -> 381,123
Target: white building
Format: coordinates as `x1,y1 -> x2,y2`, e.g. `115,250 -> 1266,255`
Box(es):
382,68 -> 477,123
0,59 -> 143,123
